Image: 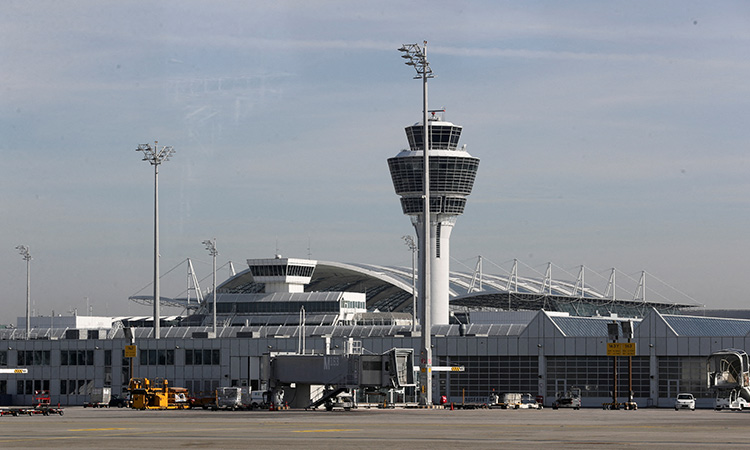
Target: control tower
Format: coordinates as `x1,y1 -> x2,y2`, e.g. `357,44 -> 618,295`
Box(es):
388,111 -> 479,325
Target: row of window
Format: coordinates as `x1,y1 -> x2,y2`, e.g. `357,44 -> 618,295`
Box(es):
184,379 -> 219,396
388,156 -> 479,196
1,349 -> 218,366
140,349 -> 175,366
400,196 -> 467,215
60,379 -> 94,395
186,349 -> 221,366
250,264 -> 314,277
61,350 -> 95,366
137,349 -> 221,366
18,350 -> 51,366
16,379 -> 50,395
215,301 -> 341,314
405,124 -> 463,151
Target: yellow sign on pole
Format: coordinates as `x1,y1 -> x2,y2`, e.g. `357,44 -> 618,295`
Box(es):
607,342 -> 636,356
124,345 -> 138,358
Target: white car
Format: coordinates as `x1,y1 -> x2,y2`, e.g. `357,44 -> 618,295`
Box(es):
674,393 -> 695,411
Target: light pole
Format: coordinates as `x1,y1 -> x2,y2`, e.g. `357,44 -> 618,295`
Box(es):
402,235 -> 417,332
137,141 -> 175,340
399,40 -> 434,405
202,238 -> 218,336
16,245 -> 31,340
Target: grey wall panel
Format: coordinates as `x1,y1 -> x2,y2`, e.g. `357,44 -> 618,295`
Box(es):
487,337 -> 498,355
666,337 -> 678,355
447,337 -> 457,355
476,338 -> 487,356
678,338 -> 689,355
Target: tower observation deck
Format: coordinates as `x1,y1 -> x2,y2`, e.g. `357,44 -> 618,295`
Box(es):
388,110 -> 480,325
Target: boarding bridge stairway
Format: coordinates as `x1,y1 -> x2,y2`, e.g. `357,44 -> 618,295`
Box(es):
307,387 -> 347,410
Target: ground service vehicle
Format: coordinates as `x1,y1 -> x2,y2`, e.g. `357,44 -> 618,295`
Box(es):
490,392 -> 522,409
707,348 -> 750,410
518,393 -> 543,409
128,378 -> 190,410
84,387 -> 111,408
241,389 -> 270,410
0,391 -> 64,416
552,388 -> 581,410
674,393 -> 696,411
215,387 -> 243,410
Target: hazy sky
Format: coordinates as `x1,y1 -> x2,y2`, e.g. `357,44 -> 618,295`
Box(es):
2,1 -> 749,321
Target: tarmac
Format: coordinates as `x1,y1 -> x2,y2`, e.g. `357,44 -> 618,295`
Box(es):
1,406 -> 749,449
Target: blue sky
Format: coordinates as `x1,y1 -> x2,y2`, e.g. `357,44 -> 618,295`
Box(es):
2,1 -> 750,320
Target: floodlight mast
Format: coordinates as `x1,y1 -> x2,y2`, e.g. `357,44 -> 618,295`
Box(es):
16,245 -> 31,340
399,40 -> 434,406
137,141 -> 175,340
402,235 -> 417,333
203,238 -> 218,336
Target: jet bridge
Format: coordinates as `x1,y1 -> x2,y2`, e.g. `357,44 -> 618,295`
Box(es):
265,347 -> 415,409
707,348 -> 750,410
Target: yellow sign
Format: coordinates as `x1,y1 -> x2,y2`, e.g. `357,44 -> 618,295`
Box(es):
607,342 -> 636,356
124,345 -> 137,358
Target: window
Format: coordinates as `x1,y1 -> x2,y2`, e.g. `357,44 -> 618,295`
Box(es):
0,351 -> 6,366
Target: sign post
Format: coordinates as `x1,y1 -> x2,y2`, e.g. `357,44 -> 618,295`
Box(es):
124,345 -> 137,381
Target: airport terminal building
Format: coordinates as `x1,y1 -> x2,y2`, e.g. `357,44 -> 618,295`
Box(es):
2,256 -> 749,409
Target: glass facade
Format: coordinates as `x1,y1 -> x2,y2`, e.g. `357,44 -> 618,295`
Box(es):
216,300 -> 342,314
546,356 -> 650,399
250,264 -> 314,277
388,156 -> 479,197
438,356 -> 539,399
405,124 -> 463,151
658,356 -> 711,399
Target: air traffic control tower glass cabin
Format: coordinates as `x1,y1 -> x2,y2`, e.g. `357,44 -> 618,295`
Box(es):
388,111 -> 480,325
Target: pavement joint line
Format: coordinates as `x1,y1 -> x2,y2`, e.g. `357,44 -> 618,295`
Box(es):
292,429 -> 362,433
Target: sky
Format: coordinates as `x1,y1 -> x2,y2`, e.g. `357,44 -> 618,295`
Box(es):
2,1 -> 750,322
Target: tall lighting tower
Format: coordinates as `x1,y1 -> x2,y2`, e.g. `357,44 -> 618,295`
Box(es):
202,238 -> 218,336
137,141 -> 175,340
16,245 -> 31,340
397,41 -> 433,406
391,42 -> 480,404
402,235 -> 417,332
